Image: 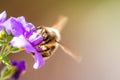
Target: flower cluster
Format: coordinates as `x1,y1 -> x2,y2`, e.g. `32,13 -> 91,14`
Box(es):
0,11 -> 45,79
0,11 -> 45,69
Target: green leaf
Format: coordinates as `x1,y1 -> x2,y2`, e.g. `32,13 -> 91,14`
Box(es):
10,47 -> 20,52
10,47 -> 22,54
1,66 -> 16,80
0,40 -> 5,46
6,34 -> 13,41
0,56 -> 12,69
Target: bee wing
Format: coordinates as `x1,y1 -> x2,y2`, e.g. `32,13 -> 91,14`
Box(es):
52,16 -> 68,32
57,42 -> 82,62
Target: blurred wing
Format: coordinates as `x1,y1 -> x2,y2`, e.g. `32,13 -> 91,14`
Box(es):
52,16 -> 68,32
57,41 -> 82,62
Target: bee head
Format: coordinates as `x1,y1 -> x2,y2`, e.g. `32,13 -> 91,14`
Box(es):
37,26 -> 60,44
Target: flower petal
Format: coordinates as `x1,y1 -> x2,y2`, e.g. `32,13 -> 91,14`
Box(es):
0,11 -> 7,31
10,35 -> 36,53
0,25 -> 3,31
1,18 -> 11,34
33,52 -> 45,69
10,35 -> 27,48
2,17 -> 25,35
12,60 -> 26,72
17,16 -> 35,32
11,60 -> 26,79
11,35 -> 45,69
0,11 -> 6,23
29,32 -> 43,46
10,17 -> 25,36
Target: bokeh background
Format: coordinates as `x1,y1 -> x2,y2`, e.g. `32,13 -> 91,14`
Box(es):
0,0 -> 120,80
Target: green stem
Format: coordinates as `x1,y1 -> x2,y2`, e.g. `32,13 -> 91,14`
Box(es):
0,44 -> 7,56
0,42 -> 12,69
4,45 -> 12,56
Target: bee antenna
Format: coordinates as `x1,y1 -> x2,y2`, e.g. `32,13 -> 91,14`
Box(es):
55,40 -> 82,62
52,16 -> 68,32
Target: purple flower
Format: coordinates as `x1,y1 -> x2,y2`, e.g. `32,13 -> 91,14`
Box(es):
1,11 -> 45,69
11,60 -> 26,80
0,11 -> 7,30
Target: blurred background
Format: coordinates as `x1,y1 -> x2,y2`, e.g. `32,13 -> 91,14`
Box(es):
0,0 -> 120,80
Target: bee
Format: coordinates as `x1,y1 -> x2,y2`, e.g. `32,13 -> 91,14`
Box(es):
36,17 -> 81,61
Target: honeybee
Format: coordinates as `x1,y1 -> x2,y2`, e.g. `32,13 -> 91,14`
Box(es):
37,17 -> 81,61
